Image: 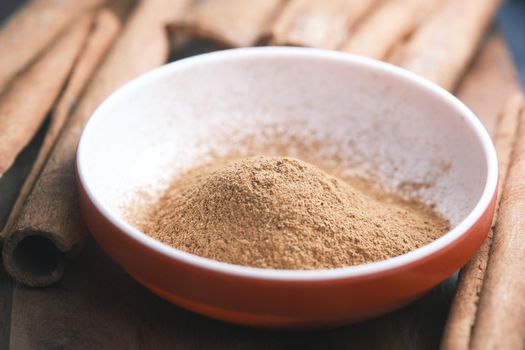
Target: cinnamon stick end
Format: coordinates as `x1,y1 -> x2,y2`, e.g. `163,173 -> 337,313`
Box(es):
2,230 -> 67,287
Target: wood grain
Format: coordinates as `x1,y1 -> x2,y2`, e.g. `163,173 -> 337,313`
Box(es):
171,0 -> 284,48
395,0 -> 502,90
8,238 -> 456,349
2,0 -> 185,287
271,0 -> 377,49
340,0 -> 439,59
0,0 -> 105,94
0,267 -> 13,350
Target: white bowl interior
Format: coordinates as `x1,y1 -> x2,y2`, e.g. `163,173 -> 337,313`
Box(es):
79,48 -> 491,240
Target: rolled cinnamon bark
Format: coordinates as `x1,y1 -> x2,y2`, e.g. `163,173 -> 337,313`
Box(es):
2,0 -> 187,287
468,97 -> 525,349
453,33 -> 521,133
440,33 -> 521,350
340,0 -> 439,59
271,0 -> 377,49
0,7 -> 125,243
441,94 -> 523,350
52,7 -> 129,131
395,0 -> 502,90
169,0 -> 284,48
0,0 -> 105,94
0,14 -> 95,177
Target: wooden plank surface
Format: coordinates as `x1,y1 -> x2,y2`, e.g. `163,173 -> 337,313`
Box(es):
0,267 -> 13,350
7,239 -> 455,349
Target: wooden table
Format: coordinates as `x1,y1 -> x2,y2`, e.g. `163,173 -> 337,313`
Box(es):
0,242 -> 455,349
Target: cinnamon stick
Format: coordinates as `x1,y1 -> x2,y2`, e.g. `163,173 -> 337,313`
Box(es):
340,0 -> 439,59
1,0 -> 187,287
0,7 -> 125,244
468,97 -> 525,349
0,14 -> 95,177
395,0 -> 502,90
441,94 -> 523,350
0,0 -> 105,94
170,0 -> 285,48
52,4 -> 130,130
440,33 -> 521,350
453,33 -> 521,134
271,0 -> 377,49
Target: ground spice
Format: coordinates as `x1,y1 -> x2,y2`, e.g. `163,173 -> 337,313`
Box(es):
139,156 -> 449,269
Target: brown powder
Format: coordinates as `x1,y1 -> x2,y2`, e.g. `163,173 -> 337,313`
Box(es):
139,156 -> 449,269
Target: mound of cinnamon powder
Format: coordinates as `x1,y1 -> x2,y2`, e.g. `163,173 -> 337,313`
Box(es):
140,156 -> 449,269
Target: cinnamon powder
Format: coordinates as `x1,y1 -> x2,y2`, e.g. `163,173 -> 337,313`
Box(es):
139,156 -> 449,269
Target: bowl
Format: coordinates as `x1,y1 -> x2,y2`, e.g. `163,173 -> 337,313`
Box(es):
76,47 -> 497,329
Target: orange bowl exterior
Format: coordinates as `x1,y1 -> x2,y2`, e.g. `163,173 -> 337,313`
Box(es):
77,173 -> 497,329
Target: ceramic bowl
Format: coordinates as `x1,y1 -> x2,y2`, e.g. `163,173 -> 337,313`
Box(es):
76,47 -> 497,329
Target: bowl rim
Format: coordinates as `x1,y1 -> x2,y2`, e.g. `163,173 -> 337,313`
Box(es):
77,46 -> 498,282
